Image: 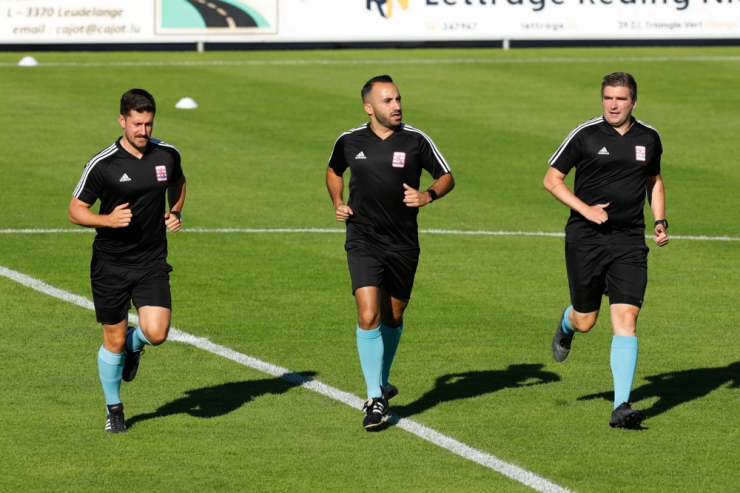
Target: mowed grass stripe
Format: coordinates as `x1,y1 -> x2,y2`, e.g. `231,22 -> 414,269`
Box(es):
1,228 -> 738,241
0,263 -> 572,493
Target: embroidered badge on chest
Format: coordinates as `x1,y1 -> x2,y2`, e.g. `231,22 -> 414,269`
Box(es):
635,146 -> 646,162
392,152 -> 406,168
155,165 -> 168,182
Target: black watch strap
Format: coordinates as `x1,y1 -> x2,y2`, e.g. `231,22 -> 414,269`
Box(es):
427,189 -> 438,202
654,219 -> 668,230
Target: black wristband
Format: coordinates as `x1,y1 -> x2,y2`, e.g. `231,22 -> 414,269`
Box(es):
171,211 -> 181,222
654,219 -> 668,230
426,189 -> 438,202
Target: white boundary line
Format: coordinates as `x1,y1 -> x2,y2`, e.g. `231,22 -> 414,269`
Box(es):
2,56 -> 740,68
0,264 -> 571,493
0,227 -> 737,241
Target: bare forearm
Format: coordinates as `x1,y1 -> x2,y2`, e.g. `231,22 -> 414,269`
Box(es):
428,173 -> 455,199
326,167 -> 345,207
168,178 -> 186,213
544,173 -> 589,217
543,166 -> 609,224
69,204 -> 109,228
647,178 -> 665,220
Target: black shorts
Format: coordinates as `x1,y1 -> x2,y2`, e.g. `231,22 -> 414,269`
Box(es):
565,242 -> 649,313
346,242 -> 420,301
90,256 -> 173,325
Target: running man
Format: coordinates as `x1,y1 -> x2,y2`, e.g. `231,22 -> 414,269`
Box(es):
69,89 -> 186,433
326,75 -> 455,429
544,72 -> 669,428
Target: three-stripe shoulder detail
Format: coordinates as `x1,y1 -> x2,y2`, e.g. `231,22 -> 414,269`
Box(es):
149,138 -> 180,153
402,124 -> 451,173
72,143 -> 118,198
635,119 -> 661,138
328,124 -> 367,163
548,116 -> 602,165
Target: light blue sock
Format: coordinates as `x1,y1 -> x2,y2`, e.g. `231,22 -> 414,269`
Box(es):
98,346 -> 124,409
356,325 -> 383,399
561,306 -> 575,335
126,325 -> 152,353
611,335 -> 638,409
380,322 -> 403,386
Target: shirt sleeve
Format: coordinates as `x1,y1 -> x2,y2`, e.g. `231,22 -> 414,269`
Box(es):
170,148 -> 184,183
418,133 -> 451,179
645,133 -> 662,177
549,129 -> 583,175
327,134 -> 348,175
73,160 -> 105,205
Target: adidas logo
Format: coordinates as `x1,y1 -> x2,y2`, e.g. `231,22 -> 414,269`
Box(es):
355,151 -> 366,160
119,174 -> 131,182
598,147 -> 609,155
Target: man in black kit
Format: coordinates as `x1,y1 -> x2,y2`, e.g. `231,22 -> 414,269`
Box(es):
326,75 -> 455,429
543,72 -> 669,428
69,89 -> 186,433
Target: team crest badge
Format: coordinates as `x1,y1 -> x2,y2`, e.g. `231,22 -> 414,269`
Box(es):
155,165 -> 168,181
392,152 -> 406,168
635,146 -> 646,162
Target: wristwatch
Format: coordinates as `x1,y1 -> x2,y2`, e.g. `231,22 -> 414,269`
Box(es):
171,211 -> 182,222
427,189 -> 438,202
654,219 -> 668,230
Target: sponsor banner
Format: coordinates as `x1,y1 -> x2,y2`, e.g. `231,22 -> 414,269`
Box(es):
0,0 -> 738,44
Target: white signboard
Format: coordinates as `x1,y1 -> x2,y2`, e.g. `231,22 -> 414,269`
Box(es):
0,0 -> 738,44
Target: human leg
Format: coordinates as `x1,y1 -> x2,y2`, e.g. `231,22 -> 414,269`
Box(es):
99,320 -> 129,433
355,286 -> 384,399
355,287 -> 389,429
605,245 -> 647,427
376,249 -> 418,395
124,264 -> 173,381
553,242 -> 608,361
609,304 -> 640,409
99,320 -> 128,405
379,288 -> 408,389
91,257 -> 135,431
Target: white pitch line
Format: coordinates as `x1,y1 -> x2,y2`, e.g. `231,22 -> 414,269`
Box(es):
2,56 -> 740,68
0,227 -> 738,241
0,264 -> 571,493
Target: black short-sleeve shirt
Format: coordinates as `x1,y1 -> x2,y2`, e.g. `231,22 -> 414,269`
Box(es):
549,116 -> 662,245
328,123 -> 451,250
73,138 -> 184,265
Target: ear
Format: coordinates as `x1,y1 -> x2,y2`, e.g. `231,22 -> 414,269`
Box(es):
363,102 -> 373,117
118,114 -> 126,128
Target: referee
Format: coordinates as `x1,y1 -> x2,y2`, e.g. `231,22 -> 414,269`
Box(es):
326,75 -> 455,429
69,89 -> 186,433
544,72 -> 669,429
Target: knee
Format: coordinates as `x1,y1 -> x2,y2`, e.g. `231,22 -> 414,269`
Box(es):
104,334 -> 127,353
141,325 -> 169,346
572,313 -> 597,333
357,310 -> 380,330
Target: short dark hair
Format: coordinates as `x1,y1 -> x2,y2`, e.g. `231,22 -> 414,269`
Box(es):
601,72 -> 637,101
361,75 -> 394,102
120,88 -> 156,116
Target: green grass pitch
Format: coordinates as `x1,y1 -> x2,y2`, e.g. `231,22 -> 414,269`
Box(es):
0,47 -> 739,492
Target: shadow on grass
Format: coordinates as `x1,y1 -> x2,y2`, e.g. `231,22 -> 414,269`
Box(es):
391,363 -> 560,419
126,371 -> 317,429
578,361 -> 740,419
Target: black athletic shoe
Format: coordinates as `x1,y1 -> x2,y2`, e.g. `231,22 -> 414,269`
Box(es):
551,310 -> 574,362
105,403 -> 127,433
380,383 -> 398,401
609,402 -> 644,429
362,397 -> 389,429
123,326 -> 144,383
